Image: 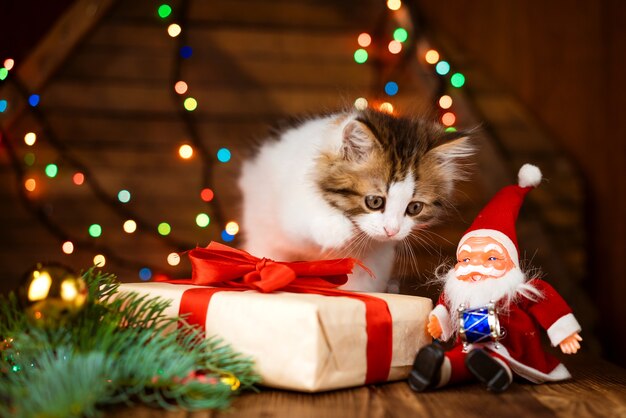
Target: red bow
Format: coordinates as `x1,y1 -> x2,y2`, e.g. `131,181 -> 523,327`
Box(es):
160,242 -> 392,385
177,241 -> 369,292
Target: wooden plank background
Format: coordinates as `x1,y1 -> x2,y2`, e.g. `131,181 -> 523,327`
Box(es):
2,0 -> 623,415
413,0 -> 626,367
0,0 -> 594,347
0,0 -> 448,289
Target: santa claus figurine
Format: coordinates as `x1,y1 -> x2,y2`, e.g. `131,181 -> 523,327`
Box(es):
409,164 -> 582,393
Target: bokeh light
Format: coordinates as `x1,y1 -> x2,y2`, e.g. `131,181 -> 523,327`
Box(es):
24,132 -> 36,146
354,49 -> 368,64
118,189 -> 131,203
196,213 -> 210,228
200,188 -> 214,202
387,0 -> 402,11
94,254 -> 106,267
89,224 -> 102,238
158,222 -> 171,236
24,153 -> 35,166
183,97 -> 197,111
393,28 -> 408,43
3,58 -> 14,70
45,164 -> 58,178
445,127 -> 458,132
25,178 -> 36,192
379,102 -> 394,114
62,241 -> 74,254
441,112 -> 456,126
179,144 -> 193,159
384,81 -> 399,96
157,4 -> 172,18
388,40 -> 402,54
28,94 -> 40,107
167,23 -> 181,37
0,100 -> 8,113
424,49 -> 440,64
167,253 -> 180,266
439,95 -> 453,109
225,221 -> 239,235
435,61 -> 450,75
354,97 -> 368,110
123,220 -> 137,233
174,81 -> 188,94
357,33 -> 371,47
180,46 -> 193,59
450,73 -> 466,88
139,268 -> 152,281
221,230 -> 235,242
217,148 -> 231,163
73,172 -> 85,185
0,68 -> 8,80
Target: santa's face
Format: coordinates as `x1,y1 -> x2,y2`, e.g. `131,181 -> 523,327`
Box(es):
444,236 -> 528,311
455,236 -> 516,282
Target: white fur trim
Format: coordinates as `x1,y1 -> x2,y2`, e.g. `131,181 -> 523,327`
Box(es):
430,304 -> 454,341
547,313 -> 582,346
486,343 -> 571,383
458,229 -> 519,267
518,164 -> 542,188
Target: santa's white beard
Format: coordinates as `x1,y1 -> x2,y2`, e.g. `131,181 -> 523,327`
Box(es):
443,267 -> 542,314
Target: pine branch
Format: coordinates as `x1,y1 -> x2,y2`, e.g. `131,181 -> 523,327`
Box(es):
0,347 -> 112,418
0,267 -> 260,416
0,293 -> 28,338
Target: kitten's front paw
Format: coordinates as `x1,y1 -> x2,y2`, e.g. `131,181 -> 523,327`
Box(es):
310,215 -> 354,250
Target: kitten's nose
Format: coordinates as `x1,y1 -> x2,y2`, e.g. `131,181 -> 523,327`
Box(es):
384,226 -> 399,237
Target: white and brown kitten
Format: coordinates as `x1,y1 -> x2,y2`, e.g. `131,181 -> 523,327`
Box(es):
238,108 -> 474,292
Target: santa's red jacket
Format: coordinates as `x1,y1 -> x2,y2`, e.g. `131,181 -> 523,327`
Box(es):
430,279 -> 581,383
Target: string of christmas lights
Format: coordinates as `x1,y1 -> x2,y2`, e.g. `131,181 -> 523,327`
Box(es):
0,2 -> 242,280
160,0 -> 236,245
0,125 -> 165,275
350,0 -> 466,133
0,73 -> 196,276
0,0 -> 470,281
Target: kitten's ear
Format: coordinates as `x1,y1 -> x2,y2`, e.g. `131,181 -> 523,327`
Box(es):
422,133 -> 475,189
441,130 -> 473,144
341,120 -> 376,162
428,131 -> 475,162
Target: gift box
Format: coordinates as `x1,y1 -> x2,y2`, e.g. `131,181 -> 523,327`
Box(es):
117,243 -> 432,392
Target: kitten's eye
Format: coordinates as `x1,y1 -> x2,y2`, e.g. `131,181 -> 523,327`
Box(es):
406,201 -> 424,216
365,195 -> 385,211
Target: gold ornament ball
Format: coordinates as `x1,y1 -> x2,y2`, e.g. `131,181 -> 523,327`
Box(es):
220,372 -> 241,391
18,263 -> 88,325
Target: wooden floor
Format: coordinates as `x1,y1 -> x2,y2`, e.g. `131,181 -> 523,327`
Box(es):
107,356 -> 626,418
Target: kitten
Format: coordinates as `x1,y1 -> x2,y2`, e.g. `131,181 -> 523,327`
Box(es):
238,108 -> 474,292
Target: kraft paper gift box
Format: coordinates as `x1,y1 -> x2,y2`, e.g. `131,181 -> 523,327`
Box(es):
117,242 -> 432,392
117,282 -> 432,392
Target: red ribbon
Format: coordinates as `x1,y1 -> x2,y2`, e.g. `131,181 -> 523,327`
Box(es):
161,242 -> 393,384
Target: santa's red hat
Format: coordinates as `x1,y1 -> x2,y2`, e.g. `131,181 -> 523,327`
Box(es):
458,164 -> 542,267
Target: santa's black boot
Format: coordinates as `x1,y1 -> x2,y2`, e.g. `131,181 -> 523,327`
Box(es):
408,343 -> 445,392
465,349 -> 512,393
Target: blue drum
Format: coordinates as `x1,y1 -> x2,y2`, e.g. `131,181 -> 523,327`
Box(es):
458,302 -> 502,347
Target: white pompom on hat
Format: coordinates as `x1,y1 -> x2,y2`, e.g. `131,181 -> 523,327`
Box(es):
457,164 -> 542,267
518,163 -> 542,188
